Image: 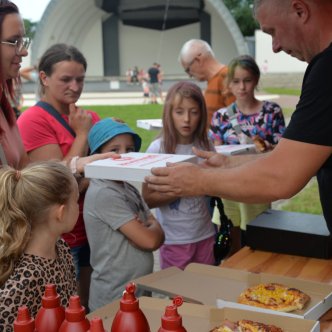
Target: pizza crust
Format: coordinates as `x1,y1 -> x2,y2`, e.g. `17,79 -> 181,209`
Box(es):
238,283 -> 310,312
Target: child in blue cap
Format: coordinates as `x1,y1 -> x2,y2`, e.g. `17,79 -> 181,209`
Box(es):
83,118 -> 164,311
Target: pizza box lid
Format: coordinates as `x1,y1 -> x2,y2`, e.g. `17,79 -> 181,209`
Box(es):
215,144 -> 256,155
136,119 -> 162,130
87,296 -> 319,332
133,263 -> 332,320
84,152 -> 197,182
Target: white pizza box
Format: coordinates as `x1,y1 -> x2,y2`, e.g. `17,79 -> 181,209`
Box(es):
136,119 -> 162,130
215,144 -> 257,155
84,152 -> 197,182
133,263 -> 332,320
87,296 -> 319,332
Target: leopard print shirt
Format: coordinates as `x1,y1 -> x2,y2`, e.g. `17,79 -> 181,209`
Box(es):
0,239 -> 77,331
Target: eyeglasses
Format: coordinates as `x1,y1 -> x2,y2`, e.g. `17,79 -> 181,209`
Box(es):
184,53 -> 201,75
0,36 -> 31,55
184,58 -> 196,75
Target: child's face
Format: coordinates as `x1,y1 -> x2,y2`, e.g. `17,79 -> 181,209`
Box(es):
228,66 -> 258,101
171,97 -> 201,144
100,134 -> 136,154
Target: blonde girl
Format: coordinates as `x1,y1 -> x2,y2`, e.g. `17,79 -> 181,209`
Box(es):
142,81 -> 216,270
0,161 -> 78,328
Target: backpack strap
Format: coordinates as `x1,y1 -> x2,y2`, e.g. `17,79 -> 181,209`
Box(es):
37,101 -> 76,137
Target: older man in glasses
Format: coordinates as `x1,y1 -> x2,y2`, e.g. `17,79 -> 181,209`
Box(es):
178,39 -> 235,126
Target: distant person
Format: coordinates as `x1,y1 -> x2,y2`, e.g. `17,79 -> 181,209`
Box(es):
131,66 -> 139,85
179,39 -> 235,126
126,68 -> 132,85
156,63 -> 164,102
0,161 -> 77,328
142,78 -> 150,104
148,62 -> 161,104
262,59 -> 269,74
209,55 -> 286,251
17,43 -> 99,311
20,65 -> 38,82
20,65 -> 40,102
142,81 -> 216,270
84,118 -> 164,310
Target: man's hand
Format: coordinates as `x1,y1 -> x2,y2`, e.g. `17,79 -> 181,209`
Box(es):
145,162 -> 204,197
194,147 -> 229,168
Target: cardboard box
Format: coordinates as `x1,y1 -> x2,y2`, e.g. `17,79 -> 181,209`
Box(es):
215,144 -> 256,155
84,152 -> 197,182
246,209 -> 332,259
87,296 -> 319,331
136,119 -> 162,130
133,263 -> 332,320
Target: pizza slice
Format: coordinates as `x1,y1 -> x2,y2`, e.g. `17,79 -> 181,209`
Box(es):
210,319 -> 284,332
238,283 -> 310,312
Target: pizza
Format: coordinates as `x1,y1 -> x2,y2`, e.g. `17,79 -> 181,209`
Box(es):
210,319 -> 284,332
252,135 -> 267,152
238,283 -> 310,312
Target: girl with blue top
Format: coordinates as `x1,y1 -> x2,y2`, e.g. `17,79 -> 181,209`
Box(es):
142,81 -> 216,270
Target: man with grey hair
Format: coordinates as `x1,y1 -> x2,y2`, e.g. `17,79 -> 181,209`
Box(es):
179,39 -> 235,126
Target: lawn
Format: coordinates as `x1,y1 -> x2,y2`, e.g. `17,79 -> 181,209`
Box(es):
262,87 -> 301,96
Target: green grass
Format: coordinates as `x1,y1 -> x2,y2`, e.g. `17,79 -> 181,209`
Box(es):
281,107 -> 293,119
83,104 -> 163,152
262,87 -> 301,96
280,178 -> 322,215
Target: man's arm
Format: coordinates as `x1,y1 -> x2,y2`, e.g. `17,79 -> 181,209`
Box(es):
145,139 -> 332,203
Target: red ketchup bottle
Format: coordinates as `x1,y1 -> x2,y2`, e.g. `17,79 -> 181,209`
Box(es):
35,284 -> 65,332
59,295 -> 90,332
110,282 -> 150,332
87,317 -> 106,332
13,306 -> 36,332
158,296 -> 187,332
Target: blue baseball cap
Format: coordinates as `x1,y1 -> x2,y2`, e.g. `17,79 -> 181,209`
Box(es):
88,118 -> 142,154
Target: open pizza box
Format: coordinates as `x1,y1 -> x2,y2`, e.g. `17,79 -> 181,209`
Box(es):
87,296 -> 319,332
84,152 -> 197,182
133,263 -> 332,320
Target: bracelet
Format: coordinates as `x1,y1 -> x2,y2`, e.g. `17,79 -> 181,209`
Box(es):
70,156 -> 80,174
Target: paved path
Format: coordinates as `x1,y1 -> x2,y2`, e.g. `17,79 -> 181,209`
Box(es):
22,91 -> 299,109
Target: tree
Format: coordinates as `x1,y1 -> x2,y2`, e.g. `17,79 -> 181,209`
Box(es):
223,0 -> 259,36
23,19 -> 38,39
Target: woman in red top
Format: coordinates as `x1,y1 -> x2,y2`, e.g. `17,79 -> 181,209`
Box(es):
17,43 -> 100,311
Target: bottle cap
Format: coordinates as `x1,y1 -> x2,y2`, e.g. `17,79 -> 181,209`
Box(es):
41,284 -> 61,308
65,295 -> 86,322
88,317 -> 106,332
14,306 -> 35,332
161,297 -> 184,330
119,282 -> 139,311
